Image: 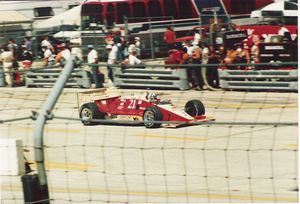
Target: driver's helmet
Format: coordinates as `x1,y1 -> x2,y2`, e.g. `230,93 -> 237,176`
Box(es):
148,93 -> 158,101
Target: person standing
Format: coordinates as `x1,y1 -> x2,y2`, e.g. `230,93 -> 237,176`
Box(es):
207,50 -> 220,88
191,42 -> 204,90
87,45 -> 103,88
0,47 -> 14,87
24,37 -> 33,54
106,44 -> 117,83
71,43 -> 83,66
20,45 -> 33,69
164,27 -> 176,50
192,28 -> 201,45
7,39 -> 18,59
42,45 -> 54,67
41,36 -> 54,52
201,42 -> 210,88
113,31 -> 123,61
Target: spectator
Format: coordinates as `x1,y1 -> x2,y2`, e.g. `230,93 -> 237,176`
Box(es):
54,43 -> 71,66
87,45 -> 103,88
134,37 -> 141,57
164,27 -> 176,50
23,37 -> 33,54
42,45 -> 54,67
192,28 -> 201,45
217,46 -> 226,62
112,43 -> 119,60
181,47 -> 190,64
180,47 -> 195,88
0,47 -> 14,87
237,44 -> 250,69
224,47 -> 237,68
201,42 -> 209,88
7,39 -> 18,59
123,45 -> 143,68
20,45 -> 33,69
165,49 -> 185,65
113,31 -> 123,61
183,40 -> 194,57
207,50 -> 220,88
250,42 -> 259,64
106,44 -> 116,82
105,30 -> 114,45
41,36 -> 54,52
191,42 -> 204,90
71,43 -> 83,66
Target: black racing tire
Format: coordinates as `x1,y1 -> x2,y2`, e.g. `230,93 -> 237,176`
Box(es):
79,102 -> 105,126
143,106 -> 163,128
185,100 -> 205,117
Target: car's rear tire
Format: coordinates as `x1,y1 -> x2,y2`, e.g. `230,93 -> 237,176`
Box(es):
185,100 -> 205,117
79,103 -> 104,125
143,106 -> 163,128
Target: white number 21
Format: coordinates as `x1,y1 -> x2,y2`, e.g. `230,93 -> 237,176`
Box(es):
128,100 -> 136,109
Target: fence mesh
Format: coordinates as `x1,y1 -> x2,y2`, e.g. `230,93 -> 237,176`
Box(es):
0,88 -> 298,203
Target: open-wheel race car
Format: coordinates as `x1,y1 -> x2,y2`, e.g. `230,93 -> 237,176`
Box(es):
78,89 -> 213,128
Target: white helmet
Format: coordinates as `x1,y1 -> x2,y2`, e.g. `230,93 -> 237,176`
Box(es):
148,93 -> 157,101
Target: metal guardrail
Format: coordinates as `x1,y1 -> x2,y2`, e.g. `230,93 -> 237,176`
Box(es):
25,67 -> 91,88
0,61 -> 298,92
0,69 -> 4,87
218,69 -> 298,91
112,66 -> 189,90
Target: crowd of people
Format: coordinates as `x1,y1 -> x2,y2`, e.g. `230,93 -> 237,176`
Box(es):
0,37 -> 34,87
163,25 -> 297,90
0,25 -> 296,88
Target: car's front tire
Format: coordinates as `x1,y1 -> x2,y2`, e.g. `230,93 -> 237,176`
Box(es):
185,100 -> 205,117
79,103 -> 104,125
143,106 -> 163,128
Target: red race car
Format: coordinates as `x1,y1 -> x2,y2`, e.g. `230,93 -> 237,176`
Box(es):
78,89 -> 212,128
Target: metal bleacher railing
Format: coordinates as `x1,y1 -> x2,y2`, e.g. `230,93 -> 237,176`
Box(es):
0,61 -> 298,91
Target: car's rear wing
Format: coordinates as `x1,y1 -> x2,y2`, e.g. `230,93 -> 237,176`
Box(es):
77,88 -> 107,110
77,88 -> 121,110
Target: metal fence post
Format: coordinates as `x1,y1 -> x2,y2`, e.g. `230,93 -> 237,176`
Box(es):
148,18 -> 154,60
29,56 -> 74,203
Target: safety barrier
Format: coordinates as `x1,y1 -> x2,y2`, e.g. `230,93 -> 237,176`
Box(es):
25,68 -> 91,88
218,69 -> 298,91
0,69 -> 4,87
112,66 -> 190,90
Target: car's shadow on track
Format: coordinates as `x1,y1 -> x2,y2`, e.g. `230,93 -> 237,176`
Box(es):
87,121 -> 200,129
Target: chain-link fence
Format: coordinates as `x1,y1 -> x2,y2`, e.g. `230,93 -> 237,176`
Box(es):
0,85 -> 298,203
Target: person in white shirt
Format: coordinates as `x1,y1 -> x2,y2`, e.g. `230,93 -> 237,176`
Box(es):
42,45 -> 54,66
106,44 -> 116,82
192,28 -> 201,45
128,53 -> 142,65
0,47 -> 14,86
134,37 -> 141,57
183,40 -> 194,57
123,44 -> 143,68
87,45 -> 103,88
71,44 -> 83,64
54,43 -> 71,66
41,36 -> 54,52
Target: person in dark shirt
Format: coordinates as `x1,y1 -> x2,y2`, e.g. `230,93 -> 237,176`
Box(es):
20,45 -> 33,69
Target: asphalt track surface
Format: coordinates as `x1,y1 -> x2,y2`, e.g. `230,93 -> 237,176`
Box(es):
0,87 -> 298,203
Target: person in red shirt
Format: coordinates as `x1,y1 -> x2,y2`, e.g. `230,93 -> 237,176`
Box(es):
164,27 -> 176,50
